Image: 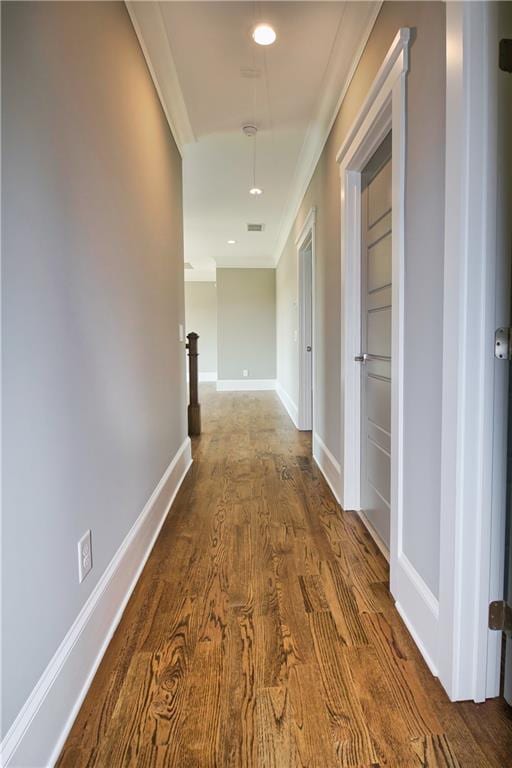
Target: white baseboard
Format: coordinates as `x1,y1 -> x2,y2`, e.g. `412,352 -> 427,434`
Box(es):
393,552 -> 439,678
216,379 -> 277,392
356,508 -> 390,562
1,437 -> 192,768
199,371 -> 217,382
312,431 -> 342,505
276,383 -> 299,427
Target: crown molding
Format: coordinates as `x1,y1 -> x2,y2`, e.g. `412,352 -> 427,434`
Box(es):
125,1 -> 195,155
272,1 -> 382,266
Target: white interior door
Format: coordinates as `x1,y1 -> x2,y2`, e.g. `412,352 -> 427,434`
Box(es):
299,237 -> 313,430
360,138 -> 392,549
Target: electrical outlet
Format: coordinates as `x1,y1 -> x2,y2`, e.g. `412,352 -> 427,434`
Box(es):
242,369 -> 249,377
78,530 -> 92,583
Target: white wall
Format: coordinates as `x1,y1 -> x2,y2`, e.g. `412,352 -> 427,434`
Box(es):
185,281 -> 217,374
1,1 -> 187,738
217,268 -> 276,382
276,1 -> 446,596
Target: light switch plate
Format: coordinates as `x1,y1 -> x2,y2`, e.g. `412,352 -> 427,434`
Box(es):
78,530 -> 92,583
179,324 -> 184,342
242,369 -> 248,377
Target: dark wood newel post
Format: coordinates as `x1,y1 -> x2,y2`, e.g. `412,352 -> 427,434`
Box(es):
186,332 -> 201,436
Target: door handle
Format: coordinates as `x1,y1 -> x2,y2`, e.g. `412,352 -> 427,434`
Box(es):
354,353 -> 389,363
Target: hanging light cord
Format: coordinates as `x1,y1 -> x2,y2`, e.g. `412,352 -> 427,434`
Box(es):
253,131 -> 257,189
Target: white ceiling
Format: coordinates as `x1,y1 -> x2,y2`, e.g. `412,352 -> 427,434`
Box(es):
127,1 -> 380,274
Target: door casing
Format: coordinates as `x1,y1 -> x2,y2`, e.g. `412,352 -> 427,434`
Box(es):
336,30 -> 439,673
439,1 -> 512,702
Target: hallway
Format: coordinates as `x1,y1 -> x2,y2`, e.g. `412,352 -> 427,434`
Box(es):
57,387 -> 512,768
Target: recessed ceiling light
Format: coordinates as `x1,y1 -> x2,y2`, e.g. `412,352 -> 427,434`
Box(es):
249,187 -> 263,196
227,239 -> 236,245
252,24 -> 276,46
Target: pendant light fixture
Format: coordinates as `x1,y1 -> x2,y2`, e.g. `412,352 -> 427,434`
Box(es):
243,124 -> 263,197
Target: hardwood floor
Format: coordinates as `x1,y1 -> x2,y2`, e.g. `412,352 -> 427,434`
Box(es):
57,385 -> 512,767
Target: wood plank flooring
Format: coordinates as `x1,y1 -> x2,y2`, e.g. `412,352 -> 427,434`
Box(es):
57,385 -> 512,767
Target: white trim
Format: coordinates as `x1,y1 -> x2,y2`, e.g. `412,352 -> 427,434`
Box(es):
312,432 -> 342,505
439,2 -> 509,703
125,2 -> 195,154
199,371 -> 217,383
295,206 -> 317,251
1,438 -> 192,768
395,598 -> 439,679
216,379 -> 276,392
356,508 -> 390,563
276,383 -> 299,428
394,553 -> 439,679
335,30 -> 441,671
296,207 -> 316,432
273,2 -> 382,266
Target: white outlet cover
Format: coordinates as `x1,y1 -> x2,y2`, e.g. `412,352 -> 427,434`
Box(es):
78,530 -> 92,583
242,369 -> 248,377
179,323 -> 184,342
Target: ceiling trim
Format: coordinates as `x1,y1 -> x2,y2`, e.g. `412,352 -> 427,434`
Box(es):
125,1 -> 195,155
272,1 -> 382,266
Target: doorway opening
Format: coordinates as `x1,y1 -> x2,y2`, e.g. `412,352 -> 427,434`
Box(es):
297,208 -> 316,432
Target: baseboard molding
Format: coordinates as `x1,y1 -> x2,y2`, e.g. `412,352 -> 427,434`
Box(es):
1,437 -> 192,768
393,553 -> 439,677
356,508 -> 390,563
276,383 -> 299,427
216,379 -> 277,392
312,432 -> 342,505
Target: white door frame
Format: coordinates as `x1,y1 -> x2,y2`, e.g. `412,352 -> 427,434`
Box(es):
296,207 -> 316,431
337,28 -> 423,659
438,1 -> 510,702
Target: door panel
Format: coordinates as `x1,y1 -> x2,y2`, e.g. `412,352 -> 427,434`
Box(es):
367,421 -> 391,454
365,482 -> 391,546
361,143 -> 392,548
368,233 -> 392,292
366,376 -> 391,435
367,285 -> 392,311
368,161 -> 392,224
367,307 -> 392,357
367,439 -> 391,501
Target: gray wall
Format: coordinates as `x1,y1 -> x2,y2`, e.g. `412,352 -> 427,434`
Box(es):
217,269 -> 276,381
185,281 -> 217,374
2,1 -> 187,735
276,1 -> 445,596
